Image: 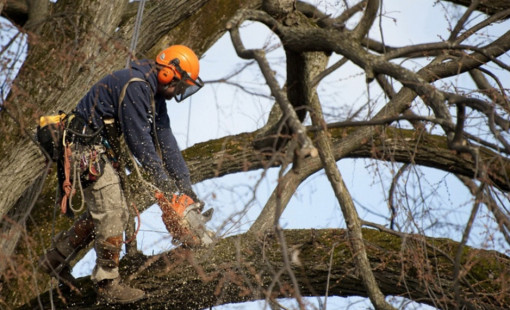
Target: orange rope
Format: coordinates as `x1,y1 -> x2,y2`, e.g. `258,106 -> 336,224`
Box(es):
60,143 -> 74,214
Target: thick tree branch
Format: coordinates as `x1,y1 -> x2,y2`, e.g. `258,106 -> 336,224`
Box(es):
22,229 -> 510,309
449,0 -> 480,40
183,124 -> 510,233
469,68 -> 510,114
351,0 -> 379,40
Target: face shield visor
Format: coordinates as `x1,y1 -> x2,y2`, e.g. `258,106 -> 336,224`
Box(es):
170,59 -> 204,102
173,74 -> 204,102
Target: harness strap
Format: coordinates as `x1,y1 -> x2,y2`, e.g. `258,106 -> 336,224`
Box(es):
118,77 -> 162,159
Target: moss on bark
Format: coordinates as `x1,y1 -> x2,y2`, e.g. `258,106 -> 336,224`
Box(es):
20,228 -> 510,309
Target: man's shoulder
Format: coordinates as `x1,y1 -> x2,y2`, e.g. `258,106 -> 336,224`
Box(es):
123,60 -> 158,91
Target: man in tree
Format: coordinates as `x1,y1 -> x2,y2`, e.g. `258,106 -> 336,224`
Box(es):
37,45 -> 211,304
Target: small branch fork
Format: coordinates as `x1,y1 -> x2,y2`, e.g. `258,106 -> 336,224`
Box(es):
226,13 -> 317,160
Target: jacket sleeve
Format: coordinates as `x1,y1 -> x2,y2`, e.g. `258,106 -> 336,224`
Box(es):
154,99 -> 197,200
120,81 -> 173,191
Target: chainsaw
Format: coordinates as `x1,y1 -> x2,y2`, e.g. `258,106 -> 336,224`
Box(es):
155,191 -> 214,247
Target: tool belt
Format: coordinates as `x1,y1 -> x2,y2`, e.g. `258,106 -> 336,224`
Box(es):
64,113 -> 108,184
37,112 -> 104,160
37,112 -> 110,217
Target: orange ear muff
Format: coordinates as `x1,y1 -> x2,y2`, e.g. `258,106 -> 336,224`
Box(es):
158,66 -> 176,84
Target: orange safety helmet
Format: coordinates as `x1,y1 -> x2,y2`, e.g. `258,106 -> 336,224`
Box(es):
156,45 -> 200,84
156,45 -> 204,102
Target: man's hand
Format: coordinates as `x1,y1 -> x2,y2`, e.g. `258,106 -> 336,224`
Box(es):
155,192 -> 214,247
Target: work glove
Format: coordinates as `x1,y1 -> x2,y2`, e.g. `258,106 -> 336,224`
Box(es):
179,187 -> 214,224
155,192 -> 214,248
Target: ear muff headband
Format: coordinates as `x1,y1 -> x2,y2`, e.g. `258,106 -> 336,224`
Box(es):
158,66 -> 176,84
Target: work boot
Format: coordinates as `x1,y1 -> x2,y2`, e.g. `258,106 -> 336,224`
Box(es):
96,277 -> 145,304
38,212 -> 95,289
94,235 -> 145,304
38,247 -> 78,289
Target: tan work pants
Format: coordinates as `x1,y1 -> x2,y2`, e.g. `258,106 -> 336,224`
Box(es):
83,160 -> 129,282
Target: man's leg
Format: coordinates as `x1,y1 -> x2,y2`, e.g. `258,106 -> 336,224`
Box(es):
39,211 -> 95,288
85,161 -> 144,304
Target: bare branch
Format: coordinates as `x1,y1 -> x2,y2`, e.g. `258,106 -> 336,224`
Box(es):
453,183 -> 484,308
454,8 -> 510,44
309,69 -> 395,310
336,0 -> 367,26
469,68 -> 510,114
448,0 -> 480,41
457,175 -> 510,246
227,9 -> 318,158
352,0 -> 379,40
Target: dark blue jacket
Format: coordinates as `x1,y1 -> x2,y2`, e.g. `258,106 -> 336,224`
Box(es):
74,60 -> 194,198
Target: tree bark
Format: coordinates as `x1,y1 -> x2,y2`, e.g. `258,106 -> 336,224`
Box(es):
20,229 -> 510,310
